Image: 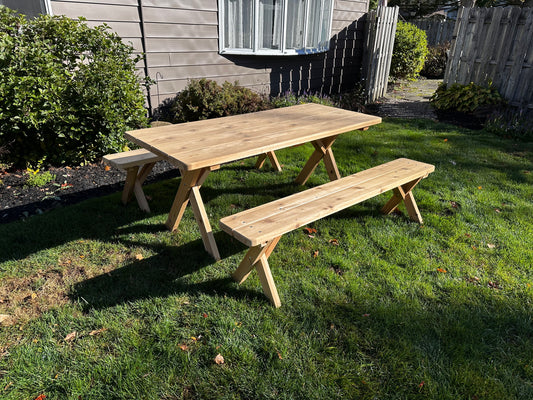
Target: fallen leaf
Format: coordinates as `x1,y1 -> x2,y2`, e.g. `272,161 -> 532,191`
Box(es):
179,344 -> 189,351
202,313 -> 208,318
450,201 -> 459,208
307,234 -> 315,238
190,336 -> 197,341
419,381 -> 425,388
494,208 -> 501,213
276,350 -> 283,360
437,268 -> 447,273
303,227 -> 317,234
104,165 -> 111,171
31,292 -> 37,300
214,353 -> 225,365
524,170 -> 530,174
312,250 -> 319,258
328,238 -> 339,246
34,395 -> 46,400
464,233 -> 472,238
4,381 -> 13,391
477,186 -> 482,190
488,281 -> 501,289
135,254 -> 144,261
487,243 -> 496,249
89,328 -> 107,336
64,331 -> 77,342
362,313 -> 371,317
444,138 -> 448,142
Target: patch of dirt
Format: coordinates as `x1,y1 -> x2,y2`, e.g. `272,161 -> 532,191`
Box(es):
0,160 -> 179,224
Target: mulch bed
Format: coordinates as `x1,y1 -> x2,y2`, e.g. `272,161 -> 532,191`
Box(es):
0,161 -> 179,224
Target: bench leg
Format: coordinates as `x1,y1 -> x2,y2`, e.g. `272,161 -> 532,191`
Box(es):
255,151 -> 282,172
381,177 -> 424,223
232,237 -> 282,307
122,162 -> 157,213
295,135 -> 339,185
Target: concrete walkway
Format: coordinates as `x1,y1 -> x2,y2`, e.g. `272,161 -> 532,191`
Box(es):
366,78 -> 441,119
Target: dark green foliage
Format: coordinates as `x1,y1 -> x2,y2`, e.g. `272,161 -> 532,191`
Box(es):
421,42 -> 450,79
268,92 -> 337,108
0,6 -> 149,168
390,21 -> 428,80
430,82 -> 504,113
484,106 -> 533,141
164,79 -> 269,123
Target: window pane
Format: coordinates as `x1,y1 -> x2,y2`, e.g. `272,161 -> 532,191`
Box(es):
305,0 -> 331,49
0,0 -> 47,17
224,0 -> 253,49
285,0 -> 305,50
258,0 -> 282,50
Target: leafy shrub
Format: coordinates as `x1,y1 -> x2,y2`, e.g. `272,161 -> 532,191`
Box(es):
421,42 -> 450,79
0,6 -> 149,168
25,169 -> 56,188
163,79 -> 269,123
390,21 -> 428,80
430,82 -> 504,113
484,106 -> 533,141
269,92 -> 336,108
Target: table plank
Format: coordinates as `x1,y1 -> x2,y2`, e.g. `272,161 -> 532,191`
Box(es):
126,104 -> 381,171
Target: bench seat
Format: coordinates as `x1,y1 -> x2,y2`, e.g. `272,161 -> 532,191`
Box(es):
103,148 -> 163,212
219,158 -> 435,307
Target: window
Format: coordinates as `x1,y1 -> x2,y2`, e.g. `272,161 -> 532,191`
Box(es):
0,0 -> 51,18
219,0 -> 334,56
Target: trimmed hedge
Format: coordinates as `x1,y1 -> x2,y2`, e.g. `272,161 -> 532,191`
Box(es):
390,21 -> 428,80
0,6 -> 149,168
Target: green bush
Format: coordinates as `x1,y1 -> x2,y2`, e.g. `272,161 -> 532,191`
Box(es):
163,79 -> 269,123
421,42 -> 450,79
390,21 -> 428,80
430,82 -> 504,113
0,6 -> 149,168
269,92 -> 337,108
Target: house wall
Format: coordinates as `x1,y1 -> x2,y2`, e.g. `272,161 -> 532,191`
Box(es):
50,0 -> 369,111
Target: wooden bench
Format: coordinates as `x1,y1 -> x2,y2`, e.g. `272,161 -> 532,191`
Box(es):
219,158 -> 435,307
103,149 -> 163,212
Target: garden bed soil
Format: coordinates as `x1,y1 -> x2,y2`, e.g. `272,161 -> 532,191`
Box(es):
0,160 -> 179,224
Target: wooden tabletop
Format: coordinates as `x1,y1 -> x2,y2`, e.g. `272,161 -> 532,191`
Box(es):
125,103 -> 382,171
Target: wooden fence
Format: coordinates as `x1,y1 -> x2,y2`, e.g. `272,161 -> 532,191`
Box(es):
363,6 -> 399,103
411,19 -> 455,46
444,6 -> 533,110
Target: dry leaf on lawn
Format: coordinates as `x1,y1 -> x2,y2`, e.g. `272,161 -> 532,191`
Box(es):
312,250 -> 319,258
214,354 -> 225,364
89,328 -> 108,336
135,254 -> 144,261
328,238 -> 339,246
64,331 -> 77,342
303,227 -> 317,234
179,344 -> 189,351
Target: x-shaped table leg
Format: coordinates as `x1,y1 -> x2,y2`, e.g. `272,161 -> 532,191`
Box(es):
381,177 -> 424,223
232,237 -> 282,307
255,151 -> 282,172
295,135 -> 340,185
166,166 -> 221,260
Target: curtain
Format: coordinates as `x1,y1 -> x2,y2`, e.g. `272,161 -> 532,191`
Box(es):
259,0 -> 282,50
224,0 -> 253,49
285,0 -> 306,49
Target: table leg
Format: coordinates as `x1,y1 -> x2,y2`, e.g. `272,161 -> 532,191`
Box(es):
295,135 -> 339,185
165,168 -> 206,231
189,186 -> 221,261
255,151 -> 282,172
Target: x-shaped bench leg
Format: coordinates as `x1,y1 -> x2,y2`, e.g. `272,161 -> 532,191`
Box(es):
255,151 -> 282,172
232,236 -> 282,307
381,177 -> 424,223
123,162 -> 157,212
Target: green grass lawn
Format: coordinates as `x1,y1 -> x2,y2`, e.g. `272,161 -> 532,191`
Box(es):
0,118 -> 532,399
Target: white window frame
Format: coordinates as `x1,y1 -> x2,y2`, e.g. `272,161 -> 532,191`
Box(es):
218,0 -> 334,56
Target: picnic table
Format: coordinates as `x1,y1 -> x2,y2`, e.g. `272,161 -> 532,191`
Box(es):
125,103 -> 381,260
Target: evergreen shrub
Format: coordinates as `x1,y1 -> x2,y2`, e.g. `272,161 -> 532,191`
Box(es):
390,21 -> 428,80
0,6 -> 149,168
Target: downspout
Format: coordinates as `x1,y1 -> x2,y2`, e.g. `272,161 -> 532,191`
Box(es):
137,0 -> 153,118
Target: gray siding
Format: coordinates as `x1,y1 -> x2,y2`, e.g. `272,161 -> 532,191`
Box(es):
50,0 -> 369,110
